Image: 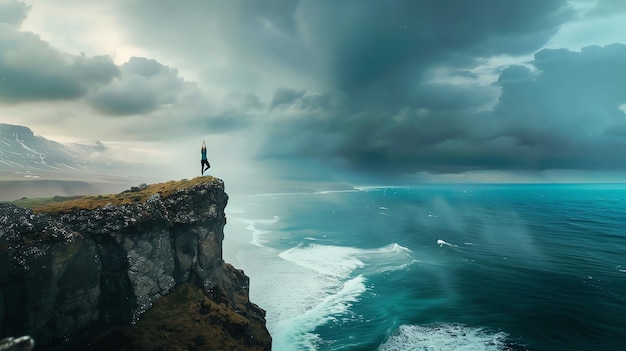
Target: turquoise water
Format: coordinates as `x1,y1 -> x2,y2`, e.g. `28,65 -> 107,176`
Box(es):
224,184 -> 626,351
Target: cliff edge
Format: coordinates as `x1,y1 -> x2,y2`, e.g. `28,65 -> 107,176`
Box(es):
0,177 -> 271,350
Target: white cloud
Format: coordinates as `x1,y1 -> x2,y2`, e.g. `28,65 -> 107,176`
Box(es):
548,1 -> 626,50
3,0 -> 626,184
0,0 -> 30,27
20,0 -> 147,64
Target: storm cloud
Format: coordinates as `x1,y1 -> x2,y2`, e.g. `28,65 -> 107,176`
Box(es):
491,44 -> 626,170
259,43 -> 626,175
240,0 -> 592,175
88,57 -> 185,116
3,0 -> 626,182
0,0 -> 30,27
0,25 -> 118,102
295,0 -> 572,97
0,4 -> 251,140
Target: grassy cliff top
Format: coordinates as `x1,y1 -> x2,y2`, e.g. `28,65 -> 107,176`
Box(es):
12,176 -> 217,214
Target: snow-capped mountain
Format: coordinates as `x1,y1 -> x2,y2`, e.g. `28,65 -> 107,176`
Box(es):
0,123 -> 114,174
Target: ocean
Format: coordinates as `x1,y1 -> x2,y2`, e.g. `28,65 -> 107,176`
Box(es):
223,184 -> 626,351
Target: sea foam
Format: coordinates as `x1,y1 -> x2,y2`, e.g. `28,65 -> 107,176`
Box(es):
231,216 -> 280,247
272,275 -> 367,351
272,244 -> 367,349
270,242 -> 416,349
279,244 -> 365,277
279,243 -> 415,277
379,323 -> 515,351
437,239 -> 458,247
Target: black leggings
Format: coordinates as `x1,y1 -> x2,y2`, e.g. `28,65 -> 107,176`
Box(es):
201,159 -> 211,174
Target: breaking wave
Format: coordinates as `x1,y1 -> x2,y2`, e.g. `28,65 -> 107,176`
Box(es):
270,242 -> 416,350
379,323 -> 521,351
231,216 -> 280,247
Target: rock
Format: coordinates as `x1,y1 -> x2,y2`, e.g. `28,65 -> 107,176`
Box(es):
0,336 -> 34,351
90,283 -> 271,351
0,177 -> 270,350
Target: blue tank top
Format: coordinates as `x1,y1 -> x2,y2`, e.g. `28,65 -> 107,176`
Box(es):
201,149 -> 207,160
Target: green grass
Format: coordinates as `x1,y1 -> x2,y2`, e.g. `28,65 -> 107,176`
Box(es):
10,195 -> 82,209
8,176 -> 217,214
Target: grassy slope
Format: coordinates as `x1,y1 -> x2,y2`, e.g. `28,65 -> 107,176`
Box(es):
91,283 -> 270,351
9,176 -> 217,214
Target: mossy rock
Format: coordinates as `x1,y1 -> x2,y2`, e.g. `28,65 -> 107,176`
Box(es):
14,176 -> 217,214
91,283 -> 271,351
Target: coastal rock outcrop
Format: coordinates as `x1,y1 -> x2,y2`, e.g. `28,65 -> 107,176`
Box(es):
0,177 -> 271,350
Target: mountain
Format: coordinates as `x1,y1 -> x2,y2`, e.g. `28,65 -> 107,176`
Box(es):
0,124 -> 144,201
0,123 -> 114,174
0,177 -> 271,350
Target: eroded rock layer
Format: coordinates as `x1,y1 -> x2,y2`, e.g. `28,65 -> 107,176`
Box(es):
0,177 -> 270,350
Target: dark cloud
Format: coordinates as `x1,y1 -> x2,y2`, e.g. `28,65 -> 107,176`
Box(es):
96,64 -> 251,139
203,110 -> 252,133
257,44 -> 626,175
119,0 -> 570,100
87,56 -> 254,139
224,91 -> 263,111
495,44 -> 626,129
424,44 -> 626,172
585,0 -> 626,17
88,57 -> 184,115
250,0 -> 576,175
19,0 -> 621,179
88,81 -> 158,115
243,0 -> 300,33
299,93 -> 336,111
496,65 -> 534,85
123,57 -> 165,77
0,26 -> 118,102
296,0 -> 572,96
227,1 -> 626,178
120,0 -> 626,178
115,0 -> 314,94
489,44 -> 626,169
270,87 -> 305,110
0,0 -> 30,27
269,87 -> 339,111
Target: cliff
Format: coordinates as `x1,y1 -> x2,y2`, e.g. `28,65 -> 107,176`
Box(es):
0,177 -> 271,350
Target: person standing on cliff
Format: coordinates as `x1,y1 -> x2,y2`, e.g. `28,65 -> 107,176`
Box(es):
201,140 -> 211,175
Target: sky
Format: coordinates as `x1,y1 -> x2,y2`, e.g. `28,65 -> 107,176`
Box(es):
2,0 -> 626,186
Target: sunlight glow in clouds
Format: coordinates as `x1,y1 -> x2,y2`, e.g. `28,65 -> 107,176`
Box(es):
2,0 -> 626,185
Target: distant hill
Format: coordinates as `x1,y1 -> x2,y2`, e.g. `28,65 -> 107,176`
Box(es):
0,123 -> 117,175
0,124 -> 147,201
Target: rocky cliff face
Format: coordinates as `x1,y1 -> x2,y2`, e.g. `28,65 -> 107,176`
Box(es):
0,177 -> 271,350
